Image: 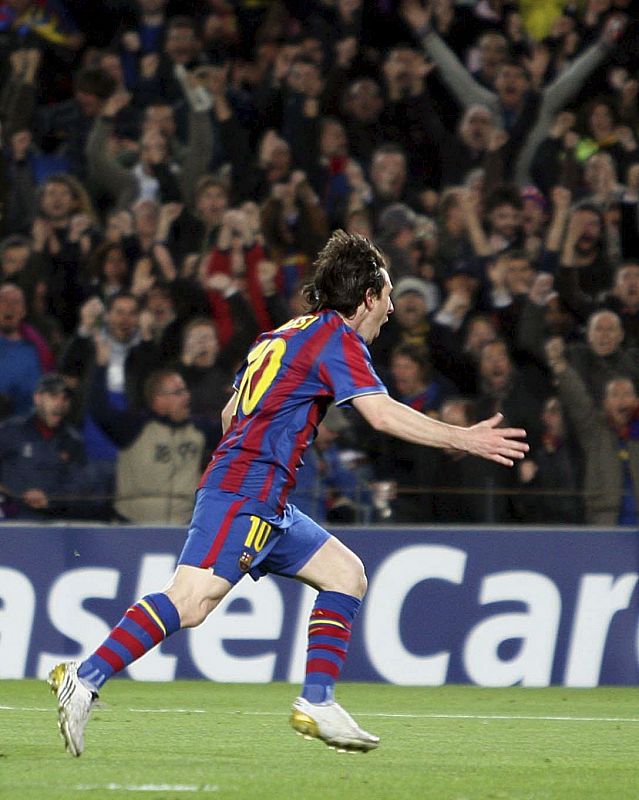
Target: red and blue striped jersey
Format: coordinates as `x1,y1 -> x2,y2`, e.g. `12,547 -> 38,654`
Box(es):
199,309 -> 386,512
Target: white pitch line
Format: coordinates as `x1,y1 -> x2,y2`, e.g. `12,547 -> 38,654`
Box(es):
74,784 -> 219,793
128,708 -> 206,714
3,705 -> 639,723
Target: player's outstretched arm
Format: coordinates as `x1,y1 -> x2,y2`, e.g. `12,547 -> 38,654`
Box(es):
352,393 -> 528,467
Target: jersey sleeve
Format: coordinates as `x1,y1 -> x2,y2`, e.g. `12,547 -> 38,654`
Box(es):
320,328 -> 387,405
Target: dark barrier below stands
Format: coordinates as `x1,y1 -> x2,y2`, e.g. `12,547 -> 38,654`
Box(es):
2,525 -> 639,686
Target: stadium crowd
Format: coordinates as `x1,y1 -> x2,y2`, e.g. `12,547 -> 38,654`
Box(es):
0,0 -> 639,526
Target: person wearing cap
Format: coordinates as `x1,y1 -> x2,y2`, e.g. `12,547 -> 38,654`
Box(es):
0,373 -> 94,520
370,275 -> 434,374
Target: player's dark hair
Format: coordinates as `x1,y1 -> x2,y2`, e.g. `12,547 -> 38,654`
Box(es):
303,230 -> 387,318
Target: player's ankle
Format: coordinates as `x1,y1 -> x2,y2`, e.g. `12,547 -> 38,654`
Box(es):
302,684 -> 335,704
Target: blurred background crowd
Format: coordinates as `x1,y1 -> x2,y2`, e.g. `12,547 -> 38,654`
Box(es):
1,0 -> 639,527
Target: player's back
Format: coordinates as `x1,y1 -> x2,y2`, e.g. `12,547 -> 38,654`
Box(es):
199,309 -> 384,513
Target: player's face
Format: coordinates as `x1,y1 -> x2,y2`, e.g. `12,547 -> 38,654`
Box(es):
362,269 -> 393,344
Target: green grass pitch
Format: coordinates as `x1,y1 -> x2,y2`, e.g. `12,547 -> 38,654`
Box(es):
1,680 -> 638,800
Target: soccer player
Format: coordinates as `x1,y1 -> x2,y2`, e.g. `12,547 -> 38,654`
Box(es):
49,231 -> 528,756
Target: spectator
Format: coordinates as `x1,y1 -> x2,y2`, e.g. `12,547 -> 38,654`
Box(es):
203,207 -> 289,349
133,15 -> 208,108
289,404 -> 369,524
371,275 -> 432,375
366,144 -> 420,228
556,202 -> 613,300
118,0 -> 169,90
339,77 -> 385,170
575,97 -> 639,181
36,67 -> 117,179
388,343 -> 453,415
83,241 -> 131,302
546,336 -> 639,525
431,396 -> 490,522
376,203 -> 419,282
260,170 -> 329,291
564,309 -> 639,404
431,312 -> 498,396
88,354 -> 217,524
85,73 -> 213,209
0,373 -> 98,521
31,173 -> 100,333
403,4 -> 625,184
60,292 -> 160,465
175,317 -> 232,418
518,394 -> 583,524
167,175 -> 229,266
0,283 -> 42,418
473,338 -> 546,521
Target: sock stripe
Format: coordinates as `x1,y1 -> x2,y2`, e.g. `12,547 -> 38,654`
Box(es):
308,643 -> 347,657
139,599 -> 167,636
95,644 -> 125,672
302,591 -> 361,704
307,624 -> 351,640
127,605 -> 165,645
110,626 -> 148,660
309,618 -> 349,631
306,658 -> 341,679
310,609 -> 351,626
78,593 -> 180,692
119,617 -> 158,651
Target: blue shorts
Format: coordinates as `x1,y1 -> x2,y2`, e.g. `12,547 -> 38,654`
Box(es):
178,489 -> 330,584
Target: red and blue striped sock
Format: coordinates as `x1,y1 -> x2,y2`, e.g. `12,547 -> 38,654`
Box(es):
77,593 -> 181,690
302,590 -> 361,704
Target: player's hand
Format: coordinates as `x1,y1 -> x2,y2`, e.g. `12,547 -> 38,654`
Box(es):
463,413 -> 528,467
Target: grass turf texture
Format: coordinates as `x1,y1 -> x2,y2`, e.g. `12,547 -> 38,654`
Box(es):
1,681 -> 638,800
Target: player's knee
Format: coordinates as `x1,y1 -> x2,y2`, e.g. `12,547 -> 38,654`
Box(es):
174,595 -> 219,628
344,555 -> 367,599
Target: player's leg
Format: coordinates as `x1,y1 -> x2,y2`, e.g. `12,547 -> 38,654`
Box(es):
77,565 -> 232,689
48,566 -> 231,757
290,536 -> 379,752
260,511 -> 378,752
294,536 -> 366,704
49,488 -> 241,757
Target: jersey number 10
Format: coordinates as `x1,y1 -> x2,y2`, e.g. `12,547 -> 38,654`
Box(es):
233,338 -> 287,416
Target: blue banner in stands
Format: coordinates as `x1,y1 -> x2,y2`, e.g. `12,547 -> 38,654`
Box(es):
2,526 -> 639,685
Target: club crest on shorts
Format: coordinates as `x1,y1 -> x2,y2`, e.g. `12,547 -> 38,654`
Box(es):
238,551 -> 254,572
